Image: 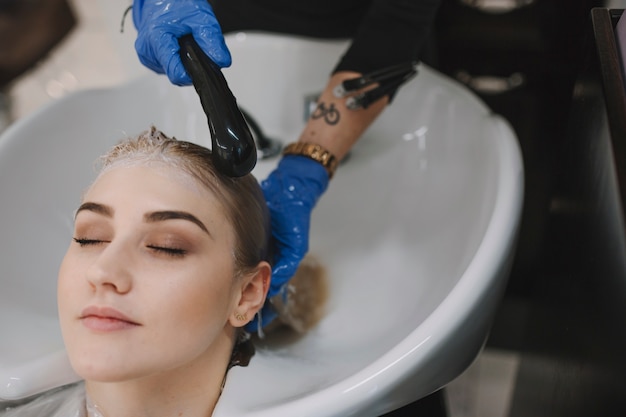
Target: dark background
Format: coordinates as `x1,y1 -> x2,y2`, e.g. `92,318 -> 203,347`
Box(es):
392,1 -> 626,415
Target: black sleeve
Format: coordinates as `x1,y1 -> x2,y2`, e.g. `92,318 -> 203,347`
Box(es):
333,0 -> 442,75
210,0 -> 441,75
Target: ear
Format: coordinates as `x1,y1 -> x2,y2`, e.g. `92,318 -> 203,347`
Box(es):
229,261 -> 271,327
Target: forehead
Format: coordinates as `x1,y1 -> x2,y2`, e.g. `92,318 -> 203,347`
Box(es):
85,163 -> 227,220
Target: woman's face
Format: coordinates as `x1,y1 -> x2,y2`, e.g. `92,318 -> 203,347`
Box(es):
58,163 -> 241,382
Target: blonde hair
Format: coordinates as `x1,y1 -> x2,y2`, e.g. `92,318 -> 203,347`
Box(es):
97,127 -> 271,274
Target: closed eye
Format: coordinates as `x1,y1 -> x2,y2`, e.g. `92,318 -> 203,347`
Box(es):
146,245 -> 187,257
73,237 -> 108,246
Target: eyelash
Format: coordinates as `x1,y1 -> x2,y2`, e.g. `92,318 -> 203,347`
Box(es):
146,245 -> 187,257
73,238 -> 187,258
73,237 -> 106,246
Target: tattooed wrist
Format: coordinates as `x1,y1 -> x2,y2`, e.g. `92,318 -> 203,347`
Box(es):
310,101 -> 340,125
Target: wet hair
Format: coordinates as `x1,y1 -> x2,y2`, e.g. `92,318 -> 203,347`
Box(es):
96,126 -> 271,274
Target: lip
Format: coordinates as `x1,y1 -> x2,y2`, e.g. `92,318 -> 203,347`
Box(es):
80,306 -> 141,332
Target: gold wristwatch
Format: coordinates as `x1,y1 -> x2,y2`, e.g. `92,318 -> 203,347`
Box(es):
282,142 -> 339,179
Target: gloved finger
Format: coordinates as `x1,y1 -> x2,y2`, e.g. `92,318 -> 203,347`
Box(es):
134,29 -> 192,85
131,0 -> 146,31
191,24 -> 232,68
134,32 -> 166,75
267,221 -> 309,294
269,255 -> 302,297
158,31 -> 194,85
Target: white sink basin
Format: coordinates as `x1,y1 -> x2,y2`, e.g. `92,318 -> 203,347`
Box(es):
0,33 -> 523,416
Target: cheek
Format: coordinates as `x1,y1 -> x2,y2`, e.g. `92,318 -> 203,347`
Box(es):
57,249 -> 85,354
152,262 -> 237,337
57,249 -> 79,313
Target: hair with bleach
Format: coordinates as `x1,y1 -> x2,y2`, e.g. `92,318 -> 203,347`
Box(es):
96,126 -> 271,274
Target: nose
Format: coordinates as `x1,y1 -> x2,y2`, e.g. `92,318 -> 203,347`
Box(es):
85,240 -> 133,294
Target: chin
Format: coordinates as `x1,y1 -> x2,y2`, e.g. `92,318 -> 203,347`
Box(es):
68,347 -> 146,383
71,363 -> 118,383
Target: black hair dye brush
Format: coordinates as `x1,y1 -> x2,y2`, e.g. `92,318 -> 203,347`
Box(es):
178,35 -> 256,177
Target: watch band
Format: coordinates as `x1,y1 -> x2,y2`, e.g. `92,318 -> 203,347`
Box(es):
282,142 -> 339,179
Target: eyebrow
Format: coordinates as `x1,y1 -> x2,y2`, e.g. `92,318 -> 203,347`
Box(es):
76,202 -> 211,237
76,202 -> 114,218
144,210 -> 211,236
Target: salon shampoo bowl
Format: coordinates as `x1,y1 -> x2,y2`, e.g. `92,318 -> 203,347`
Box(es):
0,33 -> 523,416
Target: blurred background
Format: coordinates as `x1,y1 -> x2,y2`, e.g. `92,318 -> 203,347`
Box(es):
2,1 -> 626,416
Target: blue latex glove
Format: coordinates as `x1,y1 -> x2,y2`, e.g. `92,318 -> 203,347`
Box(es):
245,155 -> 329,332
133,0 -> 231,86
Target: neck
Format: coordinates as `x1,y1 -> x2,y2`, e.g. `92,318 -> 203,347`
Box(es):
85,332 -> 234,417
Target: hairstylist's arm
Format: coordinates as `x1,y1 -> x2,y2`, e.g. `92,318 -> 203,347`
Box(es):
132,0 -> 231,86
297,71 -> 389,159
251,71 -> 388,329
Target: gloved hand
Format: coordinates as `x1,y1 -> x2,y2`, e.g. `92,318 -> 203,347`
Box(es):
245,155 -> 329,332
133,0 -> 231,86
